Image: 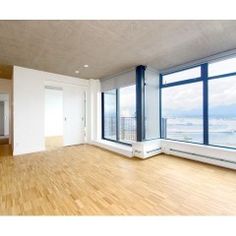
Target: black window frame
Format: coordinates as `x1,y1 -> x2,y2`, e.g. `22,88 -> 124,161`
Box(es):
101,87 -> 137,146
160,58 -> 236,150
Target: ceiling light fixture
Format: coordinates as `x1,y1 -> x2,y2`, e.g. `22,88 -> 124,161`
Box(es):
84,64 -> 89,68
75,70 -> 80,74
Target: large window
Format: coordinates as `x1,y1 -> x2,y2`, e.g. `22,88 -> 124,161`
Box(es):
162,82 -> 203,143
162,67 -> 201,84
209,76 -> 236,148
161,56 -> 236,149
119,85 -> 136,143
102,85 -> 136,144
103,89 -> 117,140
208,57 -> 236,77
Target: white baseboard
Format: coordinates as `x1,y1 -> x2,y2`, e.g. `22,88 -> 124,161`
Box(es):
90,139 -> 236,170
132,140 -> 162,159
162,140 -> 236,170
90,140 -> 133,157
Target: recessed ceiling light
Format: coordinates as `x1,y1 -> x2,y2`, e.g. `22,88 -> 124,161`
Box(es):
84,64 -> 89,68
75,70 -> 80,74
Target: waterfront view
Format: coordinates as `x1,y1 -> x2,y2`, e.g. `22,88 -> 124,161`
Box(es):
163,117 -> 236,148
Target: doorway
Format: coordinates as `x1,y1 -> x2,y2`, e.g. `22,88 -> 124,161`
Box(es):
44,87 -> 64,150
63,85 -> 85,146
0,93 -> 10,145
44,85 -> 85,151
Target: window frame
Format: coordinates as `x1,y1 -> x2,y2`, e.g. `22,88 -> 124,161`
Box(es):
160,57 -> 236,150
160,65 -> 205,145
101,87 -> 136,146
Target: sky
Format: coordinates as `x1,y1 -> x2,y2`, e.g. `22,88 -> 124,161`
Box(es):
105,57 -> 236,117
162,75 -> 236,113
104,85 -> 136,117
162,56 -> 236,114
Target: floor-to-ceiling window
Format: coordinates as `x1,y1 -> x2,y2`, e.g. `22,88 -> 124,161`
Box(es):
161,56 -> 236,149
161,66 -> 203,143
102,85 -> 136,144
162,82 -> 203,143
119,85 -> 136,143
208,58 -> 236,148
103,89 -> 117,140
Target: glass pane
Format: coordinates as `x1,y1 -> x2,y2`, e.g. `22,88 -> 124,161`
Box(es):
104,89 -> 117,140
162,82 -> 203,143
209,76 -> 236,148
145,69 -> 159,139
208,57 -> 236,77
119,85 -> 136,143
163,67 -> 201,84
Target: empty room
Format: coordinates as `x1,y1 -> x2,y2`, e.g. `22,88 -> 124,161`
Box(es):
1,18 -> 236,221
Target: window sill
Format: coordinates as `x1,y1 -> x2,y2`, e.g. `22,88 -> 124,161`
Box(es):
161,139 -> 236,169
91,139 -> 133,157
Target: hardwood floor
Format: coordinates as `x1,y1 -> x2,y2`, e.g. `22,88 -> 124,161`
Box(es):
0,144 -> 236,215
45,136 -> 63,150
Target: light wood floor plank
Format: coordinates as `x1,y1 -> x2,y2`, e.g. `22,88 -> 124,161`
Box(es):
0,144 -> 236,215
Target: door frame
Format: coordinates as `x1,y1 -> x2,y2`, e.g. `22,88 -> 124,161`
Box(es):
44,80 -> 87,147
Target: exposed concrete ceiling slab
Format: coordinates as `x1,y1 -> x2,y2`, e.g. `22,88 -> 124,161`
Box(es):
0,20 -> 236,79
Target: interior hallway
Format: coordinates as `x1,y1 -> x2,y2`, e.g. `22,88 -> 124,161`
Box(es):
45,136 -> 63,151
1,144 -> 236,215
0,137 -> 9,145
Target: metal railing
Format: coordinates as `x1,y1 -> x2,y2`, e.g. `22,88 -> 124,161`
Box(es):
104,116 -> 136,142
120,117 -> 136,141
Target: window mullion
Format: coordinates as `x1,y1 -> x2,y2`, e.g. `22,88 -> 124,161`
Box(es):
202,63 -> 209,145
116,89 -> 120,141
101,92 -> 105,139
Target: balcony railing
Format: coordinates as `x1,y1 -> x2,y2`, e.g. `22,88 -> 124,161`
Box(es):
104,116 -> 136,142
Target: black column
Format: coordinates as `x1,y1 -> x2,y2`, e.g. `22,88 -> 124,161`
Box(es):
136,65 -> 146,141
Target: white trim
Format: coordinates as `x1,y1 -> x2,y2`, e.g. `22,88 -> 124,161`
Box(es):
91,138 -> 236,170
91,139 -> 133,158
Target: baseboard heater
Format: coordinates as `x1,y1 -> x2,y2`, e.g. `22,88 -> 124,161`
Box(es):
169,148 -> 236,165
133,147 -> 161,158
146,148 -> 161,154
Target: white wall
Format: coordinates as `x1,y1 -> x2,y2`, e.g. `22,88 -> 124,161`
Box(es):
45,88 -> 63,137
87,79 -> 101,143
0,78 -> 12,142
13,67 -> 45,155
13,66 -> 90,155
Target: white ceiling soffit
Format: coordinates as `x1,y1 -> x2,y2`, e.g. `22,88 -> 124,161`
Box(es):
0,20 -> 236,79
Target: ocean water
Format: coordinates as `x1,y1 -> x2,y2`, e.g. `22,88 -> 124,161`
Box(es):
166,117 -> 236,148
104,116 -> 236,148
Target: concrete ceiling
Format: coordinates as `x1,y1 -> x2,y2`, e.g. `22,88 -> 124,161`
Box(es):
0,20 -> 236,79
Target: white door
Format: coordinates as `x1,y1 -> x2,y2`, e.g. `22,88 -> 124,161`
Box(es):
63,86 -> 85,146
